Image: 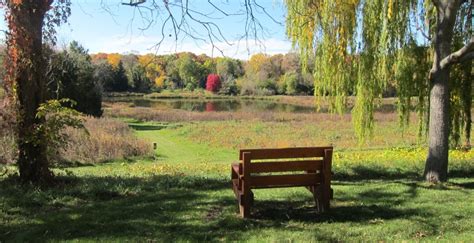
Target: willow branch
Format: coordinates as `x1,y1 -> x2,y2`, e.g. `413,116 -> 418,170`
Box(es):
439,37 -> 474,70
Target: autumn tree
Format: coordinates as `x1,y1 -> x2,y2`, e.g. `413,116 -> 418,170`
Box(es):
206,74 -> 221,93
177,53 -> 201,90
242,53 -> 284,95
285,0 -> 473,182
216,57 -> 244,81
215,57 -> 243,95
138,54 -> 166,89
1,0 -> 71,183
106,53 -> 122,68
121,54 -> 143,90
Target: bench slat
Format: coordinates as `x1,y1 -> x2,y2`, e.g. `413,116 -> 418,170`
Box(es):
240,147 -> 332,160
249,160 -> 323,173
250,173 -> 321,188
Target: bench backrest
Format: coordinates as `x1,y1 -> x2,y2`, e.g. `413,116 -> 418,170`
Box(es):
239,147 -> 333,188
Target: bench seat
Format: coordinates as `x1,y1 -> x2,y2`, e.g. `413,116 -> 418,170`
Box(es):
231,147 -> 333,218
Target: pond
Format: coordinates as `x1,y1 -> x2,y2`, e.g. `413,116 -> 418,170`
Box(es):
106,97 -> 398,114
107,97 -> 319,113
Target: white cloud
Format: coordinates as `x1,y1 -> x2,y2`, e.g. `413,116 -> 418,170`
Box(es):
87,34 -> 293,59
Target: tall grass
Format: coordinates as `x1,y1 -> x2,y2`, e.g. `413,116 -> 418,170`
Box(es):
0,95 -> 16,164
104,102 -> 405,123
0,116 -> 152,165
0,133 -> 15,164
61,117 -> 153,164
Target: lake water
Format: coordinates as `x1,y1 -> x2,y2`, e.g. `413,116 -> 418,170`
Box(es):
107,97 -> 398,114
109,98 -> 318,113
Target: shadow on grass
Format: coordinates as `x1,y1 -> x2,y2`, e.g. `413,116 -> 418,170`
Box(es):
253,201 -> 420,223
128,124 -> 168,131
54,161 -> 96,168
0,172 -> 445,242
0,175 -> 235,241
451,181 -> 474,189
54,156 -> 156,168
251,182 -> 421,223
333,164 -> 474,181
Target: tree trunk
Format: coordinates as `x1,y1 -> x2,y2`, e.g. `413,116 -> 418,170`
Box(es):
7,1 -> 53,183
425,70 -> 450,182
424,1 -> 460,183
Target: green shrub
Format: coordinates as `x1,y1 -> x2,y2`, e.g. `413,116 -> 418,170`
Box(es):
36,99 -> 85,165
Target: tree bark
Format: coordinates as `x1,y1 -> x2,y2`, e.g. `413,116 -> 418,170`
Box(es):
7,1 -> 53,183
424,0 -> 461,182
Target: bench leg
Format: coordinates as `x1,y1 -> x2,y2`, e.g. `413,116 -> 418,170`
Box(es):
312,186 -> 321,212
231,164 -> 238,180
312,185 -> 330,213
321,181 -> 331,211
239,192 -> 251,218
249,191 -> 254,206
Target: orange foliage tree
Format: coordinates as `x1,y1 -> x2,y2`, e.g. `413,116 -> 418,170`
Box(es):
106,53 -> 122,68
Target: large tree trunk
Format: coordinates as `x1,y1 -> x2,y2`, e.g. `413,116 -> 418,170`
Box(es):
424,0 -> 460,183
7,1 -> 53,183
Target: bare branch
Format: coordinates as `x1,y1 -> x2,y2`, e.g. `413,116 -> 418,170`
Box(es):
207,0 -> 244,17
252,0 -> 283,26
414,18 -> 431,41
439,37 -> 474,70
102,0 -> 278,56
121,0 -> 146,7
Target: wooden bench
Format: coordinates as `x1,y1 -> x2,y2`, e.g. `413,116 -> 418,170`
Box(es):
231,147 -> 333,218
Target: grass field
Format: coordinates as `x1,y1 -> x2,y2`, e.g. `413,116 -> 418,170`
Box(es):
1,117 -> 473,241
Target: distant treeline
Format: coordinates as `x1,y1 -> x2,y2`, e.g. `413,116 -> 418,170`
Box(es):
44,41 -> 318,116
88,47 -> 315,96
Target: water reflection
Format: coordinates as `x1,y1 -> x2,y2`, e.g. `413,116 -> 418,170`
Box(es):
108,97 -> 398,114
115,98 -> 317,113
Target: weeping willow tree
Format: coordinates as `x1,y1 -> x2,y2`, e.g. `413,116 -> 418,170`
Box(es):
285,0 -> 473,183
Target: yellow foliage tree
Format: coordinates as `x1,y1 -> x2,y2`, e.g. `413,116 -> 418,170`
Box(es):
155,76 -> 166,88
138,54 -> 166,88
246,53 -> 269,74
107,53 -> 122,68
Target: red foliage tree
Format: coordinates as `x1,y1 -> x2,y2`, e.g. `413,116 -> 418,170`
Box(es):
206,74 -> 221,93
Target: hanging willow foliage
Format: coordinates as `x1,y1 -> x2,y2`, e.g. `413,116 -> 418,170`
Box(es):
285,0 -> 472,146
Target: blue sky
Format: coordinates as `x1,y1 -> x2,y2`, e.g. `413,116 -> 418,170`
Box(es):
16,0 -> 292,59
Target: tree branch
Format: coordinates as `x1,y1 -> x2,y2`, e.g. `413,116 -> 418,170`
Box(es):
439,37 -> 474,70
459,52 -> 474,62
110,0 -> 274,56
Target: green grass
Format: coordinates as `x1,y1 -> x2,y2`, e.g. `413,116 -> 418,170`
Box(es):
1,121 -> 473,241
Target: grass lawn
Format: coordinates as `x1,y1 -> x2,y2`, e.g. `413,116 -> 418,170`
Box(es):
1,120 -> 473,242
